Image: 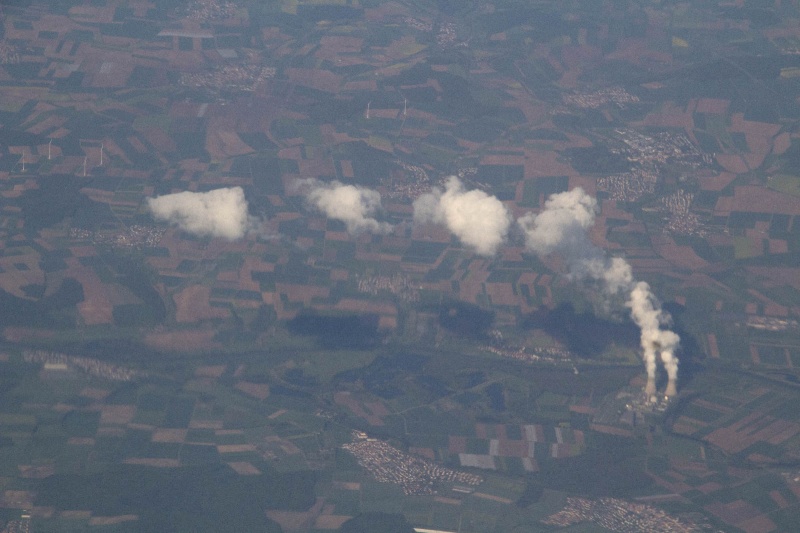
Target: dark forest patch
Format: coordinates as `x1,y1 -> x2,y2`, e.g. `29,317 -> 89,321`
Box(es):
438,301 -> 494,340
36,464 -> 313,532
522,303 -> 638,358
287,312 -> 382,349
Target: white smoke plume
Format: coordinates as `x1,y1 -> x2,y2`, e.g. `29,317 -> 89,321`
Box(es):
518,187 -> 679,390
627,282 -> 680,387
413,176 -> 512,256
147,187 -> 251,240
517,188 -> 634,292
295,179 -> 393,235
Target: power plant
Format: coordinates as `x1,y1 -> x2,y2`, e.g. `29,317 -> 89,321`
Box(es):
518,189 -> 681,399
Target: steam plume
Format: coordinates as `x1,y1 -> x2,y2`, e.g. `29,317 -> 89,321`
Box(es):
627,282 -> 680,394
147,187 -> 251,240
517,189 -> 634,293
413,176 -> 512,256
518,187 -> 679,393
295,179 -> 393,235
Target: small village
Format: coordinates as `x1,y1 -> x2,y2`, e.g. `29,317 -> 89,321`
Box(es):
22,350 -> 139,382
542,496 -> 708,533
563,87 -> 640,109
342,432 -> 482,496
356,273 -> 419,303
179,64 -> 276,93
68,225 -> 166,249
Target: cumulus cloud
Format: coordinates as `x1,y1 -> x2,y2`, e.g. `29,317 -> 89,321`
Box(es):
413,176 -> 512,256
517,187 -> 598,257
147,187 -> 251,240
518,187 -> 679,390
295,179 -> 393,235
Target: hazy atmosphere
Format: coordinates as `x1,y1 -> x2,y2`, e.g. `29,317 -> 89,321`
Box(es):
0,1 -> 799,532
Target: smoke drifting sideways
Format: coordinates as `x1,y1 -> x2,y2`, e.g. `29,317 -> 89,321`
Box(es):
518,187 -> 680,394
295,179 -> 393,235
147,187 -> 253,240
413,176 -> 512,257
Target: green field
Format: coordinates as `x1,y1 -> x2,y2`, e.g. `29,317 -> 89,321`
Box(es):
767,174 -> 800,197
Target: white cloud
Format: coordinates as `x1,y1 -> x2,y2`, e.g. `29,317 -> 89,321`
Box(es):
413,176 -> 511,256
295,179 -> 393,235
147,187 -> 251,240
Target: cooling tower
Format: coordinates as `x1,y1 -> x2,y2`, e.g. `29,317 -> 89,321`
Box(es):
644,377 -> 657,397
665,379 -> 678,398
